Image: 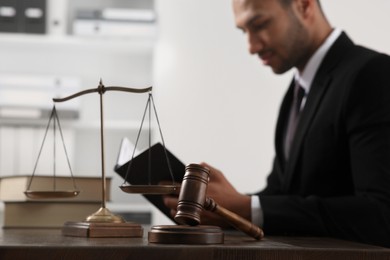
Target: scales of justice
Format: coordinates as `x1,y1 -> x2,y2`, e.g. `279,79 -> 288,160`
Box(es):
24,79 -> 264,243
24,79 -> 180,238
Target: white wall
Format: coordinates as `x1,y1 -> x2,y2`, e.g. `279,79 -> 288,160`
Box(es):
153,0 -> 390,194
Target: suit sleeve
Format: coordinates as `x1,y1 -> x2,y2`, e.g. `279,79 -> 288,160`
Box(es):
256,54 -> 390,248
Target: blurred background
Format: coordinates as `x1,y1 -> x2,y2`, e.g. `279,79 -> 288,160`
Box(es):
1,0 -> 389,225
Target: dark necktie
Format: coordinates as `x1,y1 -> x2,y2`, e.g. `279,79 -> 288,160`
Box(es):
284,82 -> 305,160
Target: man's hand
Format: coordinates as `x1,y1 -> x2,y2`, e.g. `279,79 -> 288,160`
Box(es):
162,162 -> 252,227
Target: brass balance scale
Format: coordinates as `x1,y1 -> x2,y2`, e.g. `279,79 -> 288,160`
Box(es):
24,80 -> 180,237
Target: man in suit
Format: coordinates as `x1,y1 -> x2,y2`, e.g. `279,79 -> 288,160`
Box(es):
163,0 -> 390,247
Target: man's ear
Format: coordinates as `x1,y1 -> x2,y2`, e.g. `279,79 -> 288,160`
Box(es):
293,0 -> 314,18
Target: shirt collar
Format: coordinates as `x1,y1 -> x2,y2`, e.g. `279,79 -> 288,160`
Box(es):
295,28 -> 342,94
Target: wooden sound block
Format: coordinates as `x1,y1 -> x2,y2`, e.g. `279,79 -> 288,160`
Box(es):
62,221 -> 143,238
148,225 -> 224,244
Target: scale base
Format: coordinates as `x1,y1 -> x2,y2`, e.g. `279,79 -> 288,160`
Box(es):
148,225 -> 224,244
62,221 -> 143,238
85,207 -> 126,223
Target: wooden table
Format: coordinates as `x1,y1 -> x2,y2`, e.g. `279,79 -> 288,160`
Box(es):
0,227 -> 389,260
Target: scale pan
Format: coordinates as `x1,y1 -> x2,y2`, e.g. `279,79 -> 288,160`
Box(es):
119,185 -> 179,195
24,190 -> 80,199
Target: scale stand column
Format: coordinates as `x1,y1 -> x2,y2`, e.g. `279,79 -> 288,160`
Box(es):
83,81 -> 125,224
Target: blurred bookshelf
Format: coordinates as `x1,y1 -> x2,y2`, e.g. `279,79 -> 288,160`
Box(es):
0,0 -> 157,210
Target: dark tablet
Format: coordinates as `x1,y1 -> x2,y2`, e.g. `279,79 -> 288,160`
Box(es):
114,142 -> 185,222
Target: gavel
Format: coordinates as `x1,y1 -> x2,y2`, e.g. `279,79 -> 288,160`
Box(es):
174,163 -> 264,240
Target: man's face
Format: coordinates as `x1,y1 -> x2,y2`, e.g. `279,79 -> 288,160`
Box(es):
233,0 -> 311,74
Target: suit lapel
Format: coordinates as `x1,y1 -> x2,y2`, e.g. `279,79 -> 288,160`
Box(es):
281,32 -> 355,192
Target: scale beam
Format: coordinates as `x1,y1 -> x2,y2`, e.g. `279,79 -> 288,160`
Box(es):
53,80 -> 152,103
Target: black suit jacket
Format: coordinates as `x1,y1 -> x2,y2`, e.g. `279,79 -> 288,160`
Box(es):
257,32 -> 390,247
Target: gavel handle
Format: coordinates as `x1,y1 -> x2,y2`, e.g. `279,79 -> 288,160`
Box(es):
204,197 -> 264,240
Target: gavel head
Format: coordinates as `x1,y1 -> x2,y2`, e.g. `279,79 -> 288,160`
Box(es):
174,163 -> 210,226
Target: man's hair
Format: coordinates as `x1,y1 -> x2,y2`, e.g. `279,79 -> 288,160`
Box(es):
279,0 -> 321,8
278,0 -> 293,6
